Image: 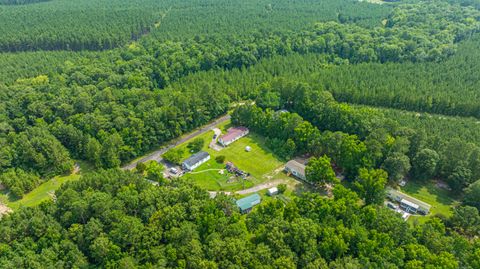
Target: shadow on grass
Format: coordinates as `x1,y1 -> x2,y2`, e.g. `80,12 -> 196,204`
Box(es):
0,188 -> 23,204
246,133 -> 287,163
291,179 -> 328,197
401,180 -> 457,206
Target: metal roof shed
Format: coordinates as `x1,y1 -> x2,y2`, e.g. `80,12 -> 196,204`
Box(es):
236,193 -> 261,213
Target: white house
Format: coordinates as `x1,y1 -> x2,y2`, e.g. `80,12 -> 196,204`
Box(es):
285,160 -> 306,180
182,151 -> 210,171
387,188 -> 431,215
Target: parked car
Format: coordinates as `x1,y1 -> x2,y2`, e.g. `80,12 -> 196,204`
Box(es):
387,202 -> 398,209
213,134 -> 217,139
169,167 -> 179,174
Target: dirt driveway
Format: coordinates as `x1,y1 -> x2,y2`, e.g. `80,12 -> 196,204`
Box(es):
209,179 -> 288,198
209,128 -> 223,151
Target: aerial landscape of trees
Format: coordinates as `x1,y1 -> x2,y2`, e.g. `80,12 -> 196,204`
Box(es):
1,169 -> 479,268
0,0 -> 49,4
1,0 -> 480,267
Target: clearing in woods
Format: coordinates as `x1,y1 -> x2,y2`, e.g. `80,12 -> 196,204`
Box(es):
173,120 -> 290,191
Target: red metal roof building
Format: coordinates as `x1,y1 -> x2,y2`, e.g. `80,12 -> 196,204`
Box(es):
218,127 -> 249,147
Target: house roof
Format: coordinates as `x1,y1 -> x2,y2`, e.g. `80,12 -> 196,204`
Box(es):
401,199 -> 420,209
285,160 -> 306,176
220,127 -> 249,143
236,193 -> 261,211
268,187 -> 278,194
183,151 -> 209,167
387,188 -> 431,210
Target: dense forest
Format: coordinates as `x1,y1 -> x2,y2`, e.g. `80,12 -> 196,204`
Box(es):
232,80 -> 480,193
0,50 -> 101,83
315,37 -> 480,117
1,170 -> 479,268
1,0 -> 480,267
0,0 -> 390,52
0,0 -> 166,51
0,0 -> 49,4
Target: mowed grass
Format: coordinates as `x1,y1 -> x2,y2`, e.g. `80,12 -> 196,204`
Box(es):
173,122 -> 286,191
400,180 -> 459,224
173,131 -> 215,161
217,133 -> 284,179
183,160 -> 255,191
1,160 -> 90,211
7,174 -> 80,210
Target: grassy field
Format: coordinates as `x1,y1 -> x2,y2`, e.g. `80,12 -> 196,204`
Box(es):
183,159 -> 255,191
172,121 -> 288,191
5,174 -> 80,210
0,160 -> 91,211
400,180 -> 459,224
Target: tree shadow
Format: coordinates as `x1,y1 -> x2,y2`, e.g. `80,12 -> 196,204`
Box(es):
0,189 -> 21,204
402,180 -> 457,206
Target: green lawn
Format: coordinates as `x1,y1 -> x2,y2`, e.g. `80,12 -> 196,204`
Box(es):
215,133 -> 285,180
173,130 -> 216,161
183,159 -> 255,191
400,180 -> 459,223
6,174 -> 80,210
171,122 -> 287,191
0,160 -> 91,211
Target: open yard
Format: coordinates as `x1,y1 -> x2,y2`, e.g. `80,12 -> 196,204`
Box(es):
400,180 -> 459,223
171,121 -> 290,191
0,160 -> 90,211
2,174 -> 80,210
183,159 -> 255,191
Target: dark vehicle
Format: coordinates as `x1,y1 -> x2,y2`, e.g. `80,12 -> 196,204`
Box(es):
387,202 -> 398,209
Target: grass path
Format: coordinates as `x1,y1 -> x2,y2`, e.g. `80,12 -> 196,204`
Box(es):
7,174 -> 80,210
189,169 -> 223,174
0,160 -> 93,211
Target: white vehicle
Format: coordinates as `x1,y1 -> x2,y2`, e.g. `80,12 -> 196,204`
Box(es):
169,167 -> 179,174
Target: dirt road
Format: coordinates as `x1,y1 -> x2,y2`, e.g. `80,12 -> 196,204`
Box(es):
122,114 -> 231,170
209,179 -> 288,197
235,179 -> 287,195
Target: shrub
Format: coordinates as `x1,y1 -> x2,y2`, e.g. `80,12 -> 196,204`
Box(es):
135,162 -> 146,174
277,184 -> 287,194
216,155 -> 226,164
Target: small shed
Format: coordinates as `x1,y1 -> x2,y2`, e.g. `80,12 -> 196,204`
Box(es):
236,193 -> 261,214
267,187 -> 278,196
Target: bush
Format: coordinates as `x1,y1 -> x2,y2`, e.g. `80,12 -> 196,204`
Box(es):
135,162 -> 146,174
163,148 -> 184,165
0,168 -> 41,198
277,184 -> 287,194
145,161 -> 165,183
215,155 -> 226,164
187,138 -> 205,153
